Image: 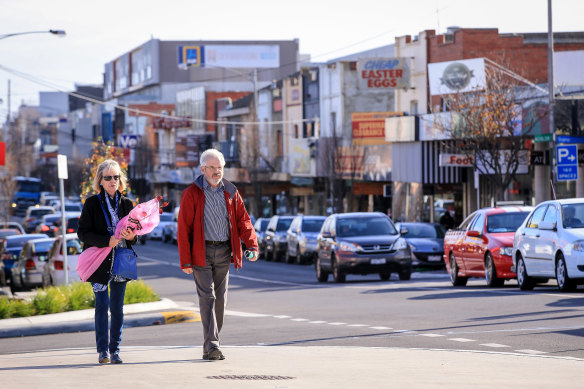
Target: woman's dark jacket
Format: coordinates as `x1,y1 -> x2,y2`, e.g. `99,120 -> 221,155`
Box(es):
77,190 -> 137,284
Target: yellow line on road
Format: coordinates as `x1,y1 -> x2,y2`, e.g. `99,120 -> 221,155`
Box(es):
161,311 -> 201,324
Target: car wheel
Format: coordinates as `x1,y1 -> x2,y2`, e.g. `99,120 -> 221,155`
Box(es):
449,253 -> 468,286
285,250 -> 294,264
379,272 -> 391,281
485,252 -> 504,287
398,267 -> 411,281
316,256 -> 329,283
10,278 -> 22,294
516,254 -> 534,290
556,253 -> 577,292
295,245 -> 303,265
265,248 -> 273,261
332,255 -> 346,283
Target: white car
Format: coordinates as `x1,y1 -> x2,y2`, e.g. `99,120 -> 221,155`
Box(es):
42,233 -> 82,286
149,212 -> 174,241
513,198 -> 584,291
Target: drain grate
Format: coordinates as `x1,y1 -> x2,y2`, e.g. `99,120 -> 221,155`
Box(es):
207,375 -> 295,380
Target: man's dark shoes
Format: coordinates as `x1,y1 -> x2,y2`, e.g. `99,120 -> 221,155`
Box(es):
208,348 -> 225,360
202,352 -> 209,360
98,351 -> 109,364
110,353 -> 123,364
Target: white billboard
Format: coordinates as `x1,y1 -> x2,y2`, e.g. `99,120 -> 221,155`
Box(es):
554,51 -> 584,86
428,58 -> 486,96
205,45 -> 280,68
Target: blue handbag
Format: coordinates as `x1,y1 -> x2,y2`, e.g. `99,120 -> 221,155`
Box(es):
98,193 -> 138,280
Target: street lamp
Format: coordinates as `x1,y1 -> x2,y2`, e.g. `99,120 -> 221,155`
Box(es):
0,29 -> 66,40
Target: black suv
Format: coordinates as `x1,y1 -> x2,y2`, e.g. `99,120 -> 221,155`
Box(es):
315,212 -> 412,283
264,215 -> 294,261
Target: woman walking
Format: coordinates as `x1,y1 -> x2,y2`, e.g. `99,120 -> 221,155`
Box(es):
78,159 -> 137,364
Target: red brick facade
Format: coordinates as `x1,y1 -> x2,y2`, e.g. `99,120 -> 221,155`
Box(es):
205,91 -> 251,133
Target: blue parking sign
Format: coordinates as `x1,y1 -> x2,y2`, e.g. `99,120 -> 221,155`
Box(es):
557,145 -> 578,181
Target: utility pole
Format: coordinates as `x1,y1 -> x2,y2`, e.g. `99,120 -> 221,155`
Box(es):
548,0 -> 557,199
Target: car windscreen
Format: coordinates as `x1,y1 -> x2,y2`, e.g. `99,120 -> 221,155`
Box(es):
303,219 -> 325,232
43,215 -> 62,224
337,217 -> 397,237
64,204 -> 81,212
402,224 -> 445,239
31,209 -> 54,218
276,218 -> 293,231
6,236 -> 46,248
0,230 -> 21,238
160,214 -> 173,222
260,220 -> 270,231
33,241 -> 54,253
486,212 -> 530,233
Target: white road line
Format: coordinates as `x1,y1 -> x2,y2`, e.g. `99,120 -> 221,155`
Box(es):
328,322 -> 347,326
419,334 -> 445,337
370,326 -> 392,330
273,315 -> 291,319
449,338 -> 476,342
347,324 -> 370,327
480,343 -> 510,348
308,321 -> 326,324
516,349 -> 548,355
291,318 -> 309,322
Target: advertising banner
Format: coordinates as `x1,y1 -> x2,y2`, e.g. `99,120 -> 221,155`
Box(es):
175,134 -> 213,168
385,116 -> 416,142
358,58 -> 410,90
428,58 -> 486,96
352,112 -> 400,145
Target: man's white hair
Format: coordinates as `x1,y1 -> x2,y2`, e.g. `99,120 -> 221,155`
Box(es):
200,148 -> 225,167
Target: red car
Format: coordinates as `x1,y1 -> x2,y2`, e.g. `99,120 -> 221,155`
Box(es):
444,206 -> 533,287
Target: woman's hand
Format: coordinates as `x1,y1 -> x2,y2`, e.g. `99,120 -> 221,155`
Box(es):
120,228 -> 136,241
108,236 -> 121,247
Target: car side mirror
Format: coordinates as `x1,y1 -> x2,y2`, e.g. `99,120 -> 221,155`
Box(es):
538,221 -> 556,231
400,227 -> 408,235
321,231 -> 331,238
466,230 -> 481,237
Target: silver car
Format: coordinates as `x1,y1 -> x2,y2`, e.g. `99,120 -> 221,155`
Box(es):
286,215 -> 326,264
10,237 -> 55,292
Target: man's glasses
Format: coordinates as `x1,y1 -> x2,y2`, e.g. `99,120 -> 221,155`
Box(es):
103,175 -> 120,181
204,165 -> 223,172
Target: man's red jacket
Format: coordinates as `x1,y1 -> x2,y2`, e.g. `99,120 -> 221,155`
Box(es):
177,175 -> 258,270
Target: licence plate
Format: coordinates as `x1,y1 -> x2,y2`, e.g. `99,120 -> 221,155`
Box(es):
371,258 -> 386,265
428,255 -> 442,262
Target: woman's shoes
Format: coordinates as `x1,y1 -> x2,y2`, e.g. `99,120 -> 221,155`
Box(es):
110,353 -> 123,364
98,351 -> 109,364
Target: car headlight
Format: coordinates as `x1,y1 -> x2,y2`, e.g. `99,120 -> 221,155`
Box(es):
339,241 -> 362,252
500,246 -> 513,256
573,240 -> 584,252
392,237 -> 408,250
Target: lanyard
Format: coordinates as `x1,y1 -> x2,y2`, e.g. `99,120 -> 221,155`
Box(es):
97,192 -> 118,236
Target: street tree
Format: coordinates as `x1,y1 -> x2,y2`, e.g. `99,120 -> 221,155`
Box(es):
437,64 -> 547,202
79,139 -> 131,201
0,150 -> 17,222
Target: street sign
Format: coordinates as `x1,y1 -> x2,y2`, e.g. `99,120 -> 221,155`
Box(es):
534,134 -> 553,143
557,144 -> 578,181
557,135 -> 584,144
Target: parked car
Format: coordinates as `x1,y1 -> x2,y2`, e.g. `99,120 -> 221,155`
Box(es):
42,233 -> 82,287
286,215 -> 326,264
10,237 -> 56,292
253,217 -> 270,259
444,206 -> 533,287
22,206 -> 55,233
53,201 -> 83,213
150,212 -> 174,241
395,222 -> 446,268
513,199 -> 584,291
0,228 -> 22,242
315,212 -> 412,283
35,213 -> 63,237
52,212 -> 81,236
0,233 -> 49,285
0,222 -> 25,234
265,215 -> 295,261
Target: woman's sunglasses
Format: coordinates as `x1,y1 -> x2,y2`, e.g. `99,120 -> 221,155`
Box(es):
103,175 -> 120,182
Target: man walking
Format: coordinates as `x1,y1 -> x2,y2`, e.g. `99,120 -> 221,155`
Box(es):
177,149 -> 258,361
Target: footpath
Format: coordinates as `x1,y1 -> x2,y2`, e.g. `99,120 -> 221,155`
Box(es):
0,298 -> 583,388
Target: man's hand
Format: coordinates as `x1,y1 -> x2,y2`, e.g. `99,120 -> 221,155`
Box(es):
244,250 -> 258,261
182,267 -> 193,274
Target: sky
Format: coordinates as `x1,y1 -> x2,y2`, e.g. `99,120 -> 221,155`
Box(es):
1,0 -> 583,117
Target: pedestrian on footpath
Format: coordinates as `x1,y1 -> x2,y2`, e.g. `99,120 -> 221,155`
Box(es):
78,159 -> 137,365
177,149 -> 258,361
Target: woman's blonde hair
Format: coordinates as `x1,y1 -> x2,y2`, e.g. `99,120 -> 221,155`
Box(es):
92,159 -> 128,193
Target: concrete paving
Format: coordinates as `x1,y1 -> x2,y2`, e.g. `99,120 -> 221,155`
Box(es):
1,299 -> 583,388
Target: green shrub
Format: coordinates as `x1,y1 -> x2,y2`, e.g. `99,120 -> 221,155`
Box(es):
10,299 -> 36,317
124,279 -> 160,304
33,287 -> 68,315
63,282 -> 95,310
0,297 -> 14,319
